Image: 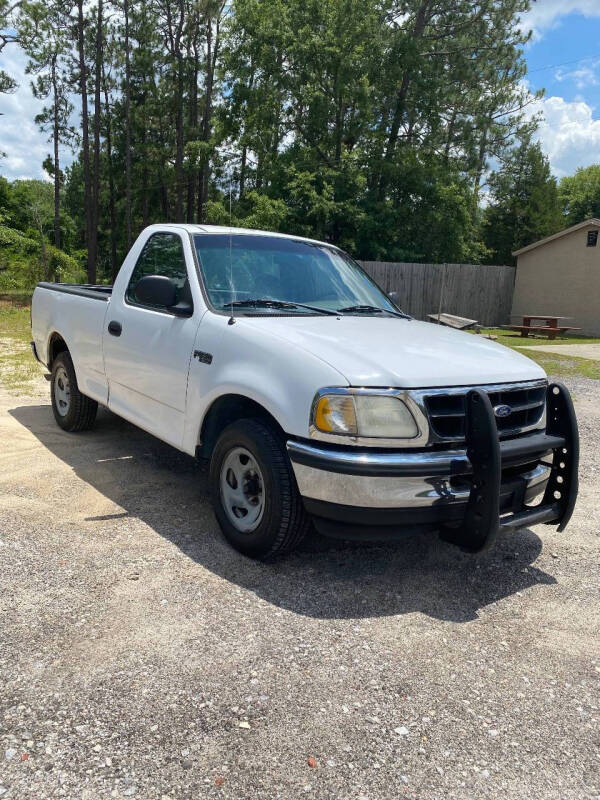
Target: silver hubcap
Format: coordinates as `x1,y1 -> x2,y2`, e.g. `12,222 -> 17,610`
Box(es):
220,446 -> 265,533
54,365 -> 71,417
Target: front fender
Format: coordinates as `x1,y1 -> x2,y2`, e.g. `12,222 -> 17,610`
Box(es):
181,314 -> 348,456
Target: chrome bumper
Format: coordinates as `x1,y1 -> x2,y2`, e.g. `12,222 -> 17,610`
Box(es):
287,439 -> 551,510
287,384 -> 578,553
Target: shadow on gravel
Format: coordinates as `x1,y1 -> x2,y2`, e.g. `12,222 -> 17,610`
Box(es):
10,404 -> 557,623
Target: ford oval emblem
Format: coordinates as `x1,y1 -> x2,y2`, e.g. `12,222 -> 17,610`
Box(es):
494,404 -> 512,418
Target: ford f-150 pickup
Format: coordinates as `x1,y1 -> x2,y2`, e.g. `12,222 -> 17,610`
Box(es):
30,224 -> 579,559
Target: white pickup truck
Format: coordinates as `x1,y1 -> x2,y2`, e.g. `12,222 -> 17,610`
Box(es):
31,224 -> 579,559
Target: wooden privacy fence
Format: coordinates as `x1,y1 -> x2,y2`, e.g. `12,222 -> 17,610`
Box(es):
359,261 -> 516,327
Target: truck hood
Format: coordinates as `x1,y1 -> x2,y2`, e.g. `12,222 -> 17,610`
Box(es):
241,315 -> 546,388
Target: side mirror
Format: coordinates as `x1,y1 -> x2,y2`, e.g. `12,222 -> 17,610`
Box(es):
388,290 -> 399,305
133,275 -> 193,317
134,275 -> 177,307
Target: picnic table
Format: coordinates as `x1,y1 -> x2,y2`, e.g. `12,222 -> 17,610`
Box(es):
502,314 -> 581,340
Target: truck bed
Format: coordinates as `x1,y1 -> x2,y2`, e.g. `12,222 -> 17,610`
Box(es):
37,282 -> 113,301
32,282 -> 113,403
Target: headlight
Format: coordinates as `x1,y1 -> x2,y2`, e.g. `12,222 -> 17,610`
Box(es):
312,391 -> 419,439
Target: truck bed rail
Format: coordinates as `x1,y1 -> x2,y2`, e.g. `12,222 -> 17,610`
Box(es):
37,282 -> 113,301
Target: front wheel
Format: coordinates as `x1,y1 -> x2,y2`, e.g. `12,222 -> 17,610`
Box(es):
209,418 -> 310,560
50,351 -> 98,432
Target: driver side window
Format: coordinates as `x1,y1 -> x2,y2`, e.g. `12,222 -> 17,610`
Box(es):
126,233 -> 189,309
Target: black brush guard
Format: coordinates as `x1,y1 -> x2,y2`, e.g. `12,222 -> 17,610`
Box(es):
443,382 -> 579,553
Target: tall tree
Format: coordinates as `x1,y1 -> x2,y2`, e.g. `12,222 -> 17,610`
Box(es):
156,0 -> 186,220
73,0 -> 94,280
196,0 -> 227,222
559,165 -> 600,226
122,0 -> 133,247
101,56 -> 118,278
89,0 -> 104,279
22,0 -> 74,249
483,138 -> 562,264
0,0 -> 20,96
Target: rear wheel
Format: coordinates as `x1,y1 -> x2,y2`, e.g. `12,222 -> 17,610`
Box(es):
51,351 -> 98,432
209,418 -> 310,560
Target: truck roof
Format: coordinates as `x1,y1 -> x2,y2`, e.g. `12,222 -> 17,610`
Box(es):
142,223 -> 339,250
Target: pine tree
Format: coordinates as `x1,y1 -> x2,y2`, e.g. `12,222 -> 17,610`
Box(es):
483,138 -> 562,264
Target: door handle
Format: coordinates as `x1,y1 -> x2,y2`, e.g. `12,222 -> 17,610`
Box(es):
108,320 -> 122,336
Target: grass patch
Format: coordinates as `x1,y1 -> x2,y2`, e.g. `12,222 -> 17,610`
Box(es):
0,302 -> 44,393
0,302 -> 32,341
476,329 -> 600,381
0,291 -> 33,306
526,352 -> 600,380
479,329 -> 600,349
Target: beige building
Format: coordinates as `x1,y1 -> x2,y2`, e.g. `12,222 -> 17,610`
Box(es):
511,218 -> 600,336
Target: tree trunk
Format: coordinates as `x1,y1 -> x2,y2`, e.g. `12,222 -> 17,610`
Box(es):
443,107 -> 457,164
102,65 -> 117,280
175,55 -> 184,220
141,123 -> 149,227
160,177 -> 169,219
197,9 -> 220,222
75,0 -> 93,281
377,1 -> 430,199
124,0 -> 132,248
90,0 -> 103,283
51,55 -> 60,249
239,142 -> 247,200
472,124 -> 489,219
187,31 -> 199,223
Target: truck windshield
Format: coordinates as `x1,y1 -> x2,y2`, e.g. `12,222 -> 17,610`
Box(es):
193,233 -> 403,316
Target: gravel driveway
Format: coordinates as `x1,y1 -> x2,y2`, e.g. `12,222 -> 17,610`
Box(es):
0,376 -> 599,800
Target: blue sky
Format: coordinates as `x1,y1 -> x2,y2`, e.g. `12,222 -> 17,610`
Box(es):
522,1 -> 600,177
1,1 -> 600,182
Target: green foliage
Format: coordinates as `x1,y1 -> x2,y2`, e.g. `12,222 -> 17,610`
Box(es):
483,139 -> 562,264
559,165 -> 600,226
4,0 -> 572,273
237,192 -> 288,232
0,223 -> 41,290
0,178 -> 81,290
0,70 -> 17,94
204,199 -> 232,226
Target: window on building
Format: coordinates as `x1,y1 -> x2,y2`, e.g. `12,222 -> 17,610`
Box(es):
587,230 -> 598,247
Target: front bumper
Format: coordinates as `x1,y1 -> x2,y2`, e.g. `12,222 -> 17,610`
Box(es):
287,382 -> 579,551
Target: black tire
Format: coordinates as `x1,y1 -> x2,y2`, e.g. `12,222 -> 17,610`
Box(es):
50,351 -> 98,432
209,418 -> 310,560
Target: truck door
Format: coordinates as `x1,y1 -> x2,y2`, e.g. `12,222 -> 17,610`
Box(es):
102,230 -> 202,449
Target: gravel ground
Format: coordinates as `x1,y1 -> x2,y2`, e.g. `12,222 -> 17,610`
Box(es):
0,375 -> 599,800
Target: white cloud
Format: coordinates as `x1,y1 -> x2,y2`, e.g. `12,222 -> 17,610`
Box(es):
521,0 -> 600,40
532,94 -> 600,177
555,61 -> 600,90
0,46 -> 75,182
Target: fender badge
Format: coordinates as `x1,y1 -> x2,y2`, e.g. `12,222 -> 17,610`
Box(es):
193,350 -> 213,365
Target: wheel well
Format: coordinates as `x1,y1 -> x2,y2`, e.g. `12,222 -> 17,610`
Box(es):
198,394 -> 284,459
47,333 -> 68,368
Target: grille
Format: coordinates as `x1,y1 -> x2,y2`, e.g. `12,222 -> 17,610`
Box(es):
423,382 -> 547,441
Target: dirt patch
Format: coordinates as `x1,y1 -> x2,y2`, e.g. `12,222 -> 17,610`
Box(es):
0,337 -> 46,395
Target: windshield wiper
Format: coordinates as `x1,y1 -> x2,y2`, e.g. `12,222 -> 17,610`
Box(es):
336,304 -> 410,319
223,298 -> 338,315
